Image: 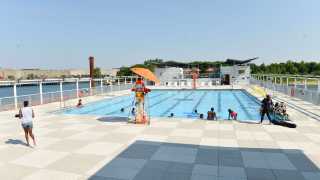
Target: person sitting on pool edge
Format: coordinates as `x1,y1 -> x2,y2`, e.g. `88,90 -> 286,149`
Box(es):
279,102 -> 288,117
228,109 -> 237,120
168,113 -> 174,118
76,99 -> 83,108
199,113 -> 204,119
207,107 -> 217,120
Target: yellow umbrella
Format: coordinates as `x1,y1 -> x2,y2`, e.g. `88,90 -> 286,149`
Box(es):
130,67 -> 160,84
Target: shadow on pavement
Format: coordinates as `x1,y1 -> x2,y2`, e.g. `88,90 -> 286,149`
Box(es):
97,116 -> 129,123
88,140 -> 319,180
5,139 -> 28,146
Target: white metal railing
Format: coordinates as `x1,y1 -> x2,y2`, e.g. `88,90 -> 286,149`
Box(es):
0,77 -> 135,111
158,78 -> 222,87
251,74 -> 320,105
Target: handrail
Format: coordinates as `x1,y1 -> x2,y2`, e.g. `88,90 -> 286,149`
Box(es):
0,83 -> 132,111
0,76 -> 139,85
251,74 -> 320,79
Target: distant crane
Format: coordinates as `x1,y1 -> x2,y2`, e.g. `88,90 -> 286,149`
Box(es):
225,57 -> 259,65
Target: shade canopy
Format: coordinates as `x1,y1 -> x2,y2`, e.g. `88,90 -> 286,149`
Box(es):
130,68 -> 160,84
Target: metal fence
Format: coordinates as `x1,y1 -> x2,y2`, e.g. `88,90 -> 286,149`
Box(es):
158,78 -> 222,87
250,74 -> 320,105
0,77 -> 135,111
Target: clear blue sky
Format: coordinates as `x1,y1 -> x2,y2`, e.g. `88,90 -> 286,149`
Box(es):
1,0 -> 319,69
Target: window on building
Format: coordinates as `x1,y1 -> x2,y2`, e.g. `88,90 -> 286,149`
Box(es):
238,70 -> 245,74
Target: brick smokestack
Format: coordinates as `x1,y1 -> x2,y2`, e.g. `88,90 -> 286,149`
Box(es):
89,56 -> 95,87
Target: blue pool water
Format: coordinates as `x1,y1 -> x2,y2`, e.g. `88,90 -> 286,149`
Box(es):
64,90 -> 261,121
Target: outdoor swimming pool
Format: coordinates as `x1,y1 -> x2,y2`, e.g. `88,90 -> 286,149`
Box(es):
64,90 -> 261,121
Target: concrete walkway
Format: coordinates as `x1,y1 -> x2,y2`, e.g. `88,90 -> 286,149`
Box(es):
0,88 -> 320,180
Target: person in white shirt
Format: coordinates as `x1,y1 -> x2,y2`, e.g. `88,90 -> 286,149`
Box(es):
19,101 -> 36,146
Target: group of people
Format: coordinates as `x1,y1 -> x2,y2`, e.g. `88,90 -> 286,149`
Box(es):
204,108 -> 237,120
274,102 -> 288,117
167,107 -> 238,121
167,94 -> 287,124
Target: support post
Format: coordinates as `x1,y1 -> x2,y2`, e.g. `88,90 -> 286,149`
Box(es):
124,77 -> 127,85
286,77 -> 289,86
100,79 -> 103,94
131,77 -> 133,84
76,79 -> 79,98
89,79 -> 93,96
318,79 -> 320,92
304,78 -> 307,89
39,81 -> 43,104
60,81 -> 63,102
118,78 -> 121,91
14,83 -> 18,109
110,77 -> 113,92
294,78 -> 297,88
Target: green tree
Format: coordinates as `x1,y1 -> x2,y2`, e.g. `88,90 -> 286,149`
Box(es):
93,67 -> 102,78
117,67 -> 132,76
26,73 -> 35,80
7,75 -> 15,80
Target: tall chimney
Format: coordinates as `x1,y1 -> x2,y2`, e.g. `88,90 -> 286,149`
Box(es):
89,56 -> 95,87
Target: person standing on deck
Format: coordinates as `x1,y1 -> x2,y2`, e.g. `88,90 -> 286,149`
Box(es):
19,101 -> 36,147
260,94 -> 273,123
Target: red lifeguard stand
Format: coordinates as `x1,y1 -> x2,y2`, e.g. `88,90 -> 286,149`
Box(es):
130,68 -> 159,125
191,68 -> 199,89
131,78 -> 151,124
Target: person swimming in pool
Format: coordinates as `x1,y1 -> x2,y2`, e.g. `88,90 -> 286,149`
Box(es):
207,107 -> 217,120
120,108 -> 125,112
168,113 -> 174,117
76,99 -> 83,108
228,109 -> 237,120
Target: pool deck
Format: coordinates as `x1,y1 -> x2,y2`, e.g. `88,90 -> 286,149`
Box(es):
1,86 -> 320,180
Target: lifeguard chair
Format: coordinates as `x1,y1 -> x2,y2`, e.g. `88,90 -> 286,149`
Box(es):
130,68 -> 159,125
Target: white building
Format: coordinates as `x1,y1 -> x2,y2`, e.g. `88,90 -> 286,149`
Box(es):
155,67 -> 183,80
220,65 -> 251,85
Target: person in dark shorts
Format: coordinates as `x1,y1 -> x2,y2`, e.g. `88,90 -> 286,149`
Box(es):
260,94 -> 273,123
